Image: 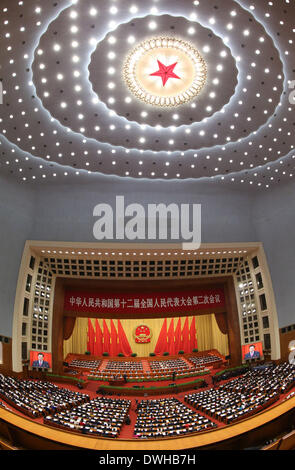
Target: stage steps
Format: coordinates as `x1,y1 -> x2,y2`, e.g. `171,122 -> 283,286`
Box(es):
98,359 -> 109,371
182,357 -> 194,368
141,359 -> 151,373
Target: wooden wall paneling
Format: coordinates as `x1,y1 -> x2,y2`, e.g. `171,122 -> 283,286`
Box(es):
0,340 -> 12,373
223,276 -> 242,366
52,278 -> 66,374
279,329 -> 295,362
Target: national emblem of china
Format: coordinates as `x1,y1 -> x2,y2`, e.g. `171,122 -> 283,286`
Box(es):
134,324 -> 152,344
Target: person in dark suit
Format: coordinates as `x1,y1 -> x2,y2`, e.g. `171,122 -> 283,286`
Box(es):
125,415 -> 131,425
32,353 -> 50,368
244,345 -> 260,360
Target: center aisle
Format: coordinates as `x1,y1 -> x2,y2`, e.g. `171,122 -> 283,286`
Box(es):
182,357 -> 194,369
141,359 -> 151,373
98,359 -> 108,371
119,400 -> 137,439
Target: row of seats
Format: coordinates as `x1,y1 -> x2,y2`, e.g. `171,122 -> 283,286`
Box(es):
68,359 -> 101,369
88,368 -> 207,381
44,396 -> 131,438
188,355 -> 222,366
0,374 -> 89,418
133,397 -> 217,439
185,363 -> 295,424
149,358 -> 190,371
67,357 -> 213,376
105,360 -> 143,371
0,363 -> 294,441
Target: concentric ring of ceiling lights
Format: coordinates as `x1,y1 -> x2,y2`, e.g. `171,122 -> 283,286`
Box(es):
122,36 -> 207,108
72,13 -> 238,131
0,0 -> 294,189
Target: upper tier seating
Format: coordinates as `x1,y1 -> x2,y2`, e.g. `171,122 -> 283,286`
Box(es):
149,358 -> 190,372
68,359 -> 101,369
188,354 -> 222,367
105,360 -> 143,371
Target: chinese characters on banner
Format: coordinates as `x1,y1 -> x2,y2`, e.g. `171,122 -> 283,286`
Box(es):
64,288 -> 225,314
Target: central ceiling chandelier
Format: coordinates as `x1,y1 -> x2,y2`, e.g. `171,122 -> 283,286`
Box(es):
123,37 -> 207,107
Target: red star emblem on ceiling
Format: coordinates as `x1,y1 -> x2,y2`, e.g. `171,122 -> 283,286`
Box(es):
150,60 -> 181,86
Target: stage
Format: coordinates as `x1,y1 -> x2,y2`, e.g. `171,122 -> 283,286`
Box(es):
51,276 -> 241,374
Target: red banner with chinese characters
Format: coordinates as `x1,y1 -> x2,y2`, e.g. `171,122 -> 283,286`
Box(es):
64,288 -> 225,314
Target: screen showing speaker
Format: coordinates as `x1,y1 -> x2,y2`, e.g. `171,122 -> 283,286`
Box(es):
242,342 -> 263,360
30,351 -> 52,369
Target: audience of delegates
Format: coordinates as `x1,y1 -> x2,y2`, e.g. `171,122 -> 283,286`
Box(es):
185,363 -> 295,424
90,360 -> 144,382
0,374 -> 89,418
88,368 -> 202,382
150,358 -> 190,372
88,357 -> 209,382
88,369 -> 152,382
68,359 -> 101,369
105,360 -> 143,372
83,357 -> 211,382
189,354 -> 222,367
44,396 -> 131,438
212,365 -> 250,384
222,363 -> 295,396
0,362 -> 293,440
133,397 -> 217,439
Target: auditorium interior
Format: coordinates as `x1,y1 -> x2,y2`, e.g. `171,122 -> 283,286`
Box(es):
0,0 -> 295,454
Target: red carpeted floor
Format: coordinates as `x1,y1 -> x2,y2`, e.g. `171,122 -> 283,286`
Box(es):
141,359 -> 151,373
99,360 -> 108,371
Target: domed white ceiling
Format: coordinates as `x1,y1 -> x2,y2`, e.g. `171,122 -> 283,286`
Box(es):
0,0 -> 294,189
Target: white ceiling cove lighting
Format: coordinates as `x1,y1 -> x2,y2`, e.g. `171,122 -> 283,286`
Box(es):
0,0 -> 293,188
